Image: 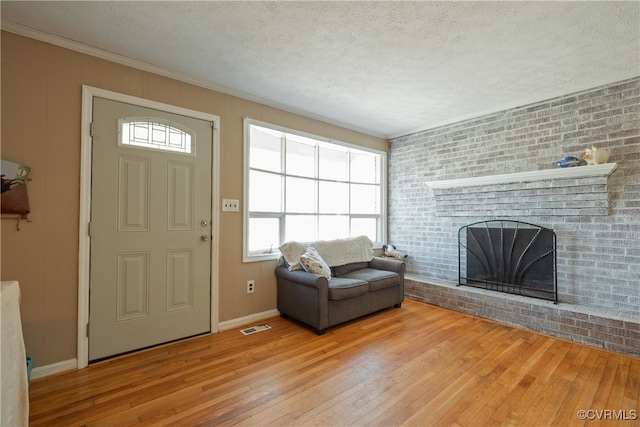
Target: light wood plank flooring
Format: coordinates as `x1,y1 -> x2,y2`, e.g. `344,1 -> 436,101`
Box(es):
29,299 -> 639,426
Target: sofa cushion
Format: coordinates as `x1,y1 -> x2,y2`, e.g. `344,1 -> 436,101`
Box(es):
332,262 -> 369,276
338,268 -> 399,292
328,278 -> 369,300
299,247 -> 331,280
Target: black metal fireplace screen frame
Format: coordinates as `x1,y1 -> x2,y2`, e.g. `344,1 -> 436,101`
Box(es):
458,220 -> 557,302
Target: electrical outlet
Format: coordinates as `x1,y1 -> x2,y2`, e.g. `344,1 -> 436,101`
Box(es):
247,280 -> 255,294
222,199 -> 240,212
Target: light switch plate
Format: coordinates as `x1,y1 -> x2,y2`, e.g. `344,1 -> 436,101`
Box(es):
222,199 -> 239,212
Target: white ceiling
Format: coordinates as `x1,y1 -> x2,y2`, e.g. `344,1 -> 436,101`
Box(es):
2,1 -> 639,138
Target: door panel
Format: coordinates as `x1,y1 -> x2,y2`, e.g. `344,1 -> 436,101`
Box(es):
166,249 -> 194,311
118,156 -> 150,232
89,98 -> 212,361
167,161 -> 194,230
117,251 -> 149,321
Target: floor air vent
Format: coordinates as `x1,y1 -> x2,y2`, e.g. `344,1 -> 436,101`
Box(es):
240,324 -> 272,336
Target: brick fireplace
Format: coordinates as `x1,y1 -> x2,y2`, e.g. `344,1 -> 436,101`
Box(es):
388,77 -> 640,357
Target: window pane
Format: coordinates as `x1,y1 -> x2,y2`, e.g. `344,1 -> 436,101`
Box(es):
248,217 -> 280,253
286,177 -> 315,213
249,171 -> 282,212
319,181 -> 349,214
168,128 -> 184,148
351,184 -> 379,214
319,215 -> 349,240
152,125 -> 166,145
285,215 -> 317,242
131,122 -> 149,141
351,218 -> 377,241
319,145 -> 348,181
351,152 -> 380,184
249,126 -> 281,172
286,138 -> 315,177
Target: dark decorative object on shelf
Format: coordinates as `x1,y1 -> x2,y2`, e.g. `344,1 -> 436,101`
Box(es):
556,156 -> 584,168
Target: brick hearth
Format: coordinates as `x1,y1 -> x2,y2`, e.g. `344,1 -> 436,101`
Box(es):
405,274 -> 640,358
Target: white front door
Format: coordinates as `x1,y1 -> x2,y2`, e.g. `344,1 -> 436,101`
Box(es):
89,97 -> 213,361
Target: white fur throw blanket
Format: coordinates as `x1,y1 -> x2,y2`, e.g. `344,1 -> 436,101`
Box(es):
279,235 -> 374,271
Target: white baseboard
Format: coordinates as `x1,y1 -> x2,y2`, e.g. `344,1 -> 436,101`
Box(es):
30,310 -> 279,380
31,358 -> 77,380
218,309 -> 280,331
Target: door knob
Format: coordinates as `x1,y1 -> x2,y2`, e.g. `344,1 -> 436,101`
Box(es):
201,234 -> 210,241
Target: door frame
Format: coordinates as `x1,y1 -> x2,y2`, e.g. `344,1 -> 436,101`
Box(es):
78,85 -> 220,369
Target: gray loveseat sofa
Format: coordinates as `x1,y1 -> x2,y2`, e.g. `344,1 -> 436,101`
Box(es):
275,236 -> 405,335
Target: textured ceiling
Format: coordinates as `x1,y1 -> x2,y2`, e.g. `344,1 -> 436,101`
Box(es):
2,1 -> 639,138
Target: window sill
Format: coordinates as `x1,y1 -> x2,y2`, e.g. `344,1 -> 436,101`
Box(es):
243,252 -> 280,263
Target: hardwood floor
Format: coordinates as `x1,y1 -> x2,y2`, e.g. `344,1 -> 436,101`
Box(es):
29,299 -> 639,426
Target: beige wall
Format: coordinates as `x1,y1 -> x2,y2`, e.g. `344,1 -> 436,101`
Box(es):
0,32 -> 387,368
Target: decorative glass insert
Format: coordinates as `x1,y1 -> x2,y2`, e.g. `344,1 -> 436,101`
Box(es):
119,117 -> 194,155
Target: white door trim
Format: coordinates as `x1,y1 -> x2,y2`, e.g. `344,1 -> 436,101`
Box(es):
78,85 -> 221,369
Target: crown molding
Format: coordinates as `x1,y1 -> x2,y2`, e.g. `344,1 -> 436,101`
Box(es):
1,20 -> 386,140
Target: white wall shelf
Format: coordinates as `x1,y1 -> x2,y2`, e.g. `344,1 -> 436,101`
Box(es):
426,163 -> 618,190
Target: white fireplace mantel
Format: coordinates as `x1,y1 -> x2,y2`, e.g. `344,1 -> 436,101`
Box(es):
426,163 -> 618,189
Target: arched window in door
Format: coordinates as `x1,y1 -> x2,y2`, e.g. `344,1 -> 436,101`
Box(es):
119,117 -> 194,155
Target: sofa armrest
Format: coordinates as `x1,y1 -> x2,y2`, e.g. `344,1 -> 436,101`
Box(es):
275,266 -> 329,290
275,265 -> 330,333
368,256 -> 405,274
368,256 -> 405,306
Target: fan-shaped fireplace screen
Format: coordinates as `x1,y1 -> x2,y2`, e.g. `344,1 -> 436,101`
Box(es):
458,220 -> 557,302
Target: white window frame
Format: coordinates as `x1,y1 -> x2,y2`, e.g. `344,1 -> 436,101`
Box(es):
243,118 -> 387,262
